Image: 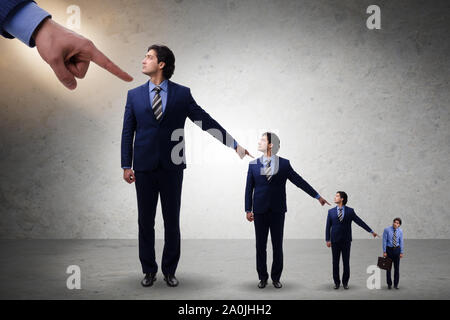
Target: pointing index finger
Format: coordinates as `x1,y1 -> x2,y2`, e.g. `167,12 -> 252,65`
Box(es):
246,150 -> 255,158
89,45 -> 133,82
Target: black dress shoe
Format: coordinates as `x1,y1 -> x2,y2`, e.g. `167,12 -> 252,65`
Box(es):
343,284 -> 349,290
334,284 -> 340,289
141,273 -> 156,287
258,280 -> 267,289
164,274 -> 179,287
388,285 -> 392,290
394,286 -> 399,289
272,281 -> 282,289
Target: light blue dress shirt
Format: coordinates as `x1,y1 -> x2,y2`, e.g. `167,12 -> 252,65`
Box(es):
383,225 -> 404,254
3,1 -> 51,47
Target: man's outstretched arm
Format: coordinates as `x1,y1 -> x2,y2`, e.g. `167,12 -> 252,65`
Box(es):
286,160 -> 330,206
186,90 -> 252,159
353,211 -> 378,237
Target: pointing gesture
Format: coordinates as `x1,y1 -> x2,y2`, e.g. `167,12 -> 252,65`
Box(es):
318,196 -> 331,206
33,18 -> 133,90
235,144 -> 254,159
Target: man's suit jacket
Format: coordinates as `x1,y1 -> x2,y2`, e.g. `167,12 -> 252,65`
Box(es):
0,0 -> 32,38
121,80 -> 236,171
325,206 -> 372,243
245,156 -> 319,214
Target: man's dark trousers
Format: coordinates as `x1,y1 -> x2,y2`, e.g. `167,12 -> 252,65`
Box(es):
134,165 -> 184,276
386,246 -> 401,287
253,209 -> 285,282
331,240 -> 351,286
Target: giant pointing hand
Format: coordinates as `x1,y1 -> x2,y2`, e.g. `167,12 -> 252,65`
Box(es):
33,18 -> 133,90
236,144 -> 254,159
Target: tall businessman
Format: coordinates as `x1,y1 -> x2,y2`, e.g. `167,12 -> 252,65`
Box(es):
245,132 -> 330,289
121,44 -> 252,287
325,191 -> 378,289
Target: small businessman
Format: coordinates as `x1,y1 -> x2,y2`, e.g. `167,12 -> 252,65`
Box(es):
325,191 -> 378,290
244,132 -> 330,289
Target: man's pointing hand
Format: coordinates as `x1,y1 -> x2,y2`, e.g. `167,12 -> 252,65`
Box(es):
235,144 -> 254,159
33,18 -> 133,90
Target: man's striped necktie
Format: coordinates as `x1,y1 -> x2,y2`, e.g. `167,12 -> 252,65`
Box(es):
264,159 -> 272,182
152,86 -> 163,121
392,228 -> 397,247
338,208 -> 343,222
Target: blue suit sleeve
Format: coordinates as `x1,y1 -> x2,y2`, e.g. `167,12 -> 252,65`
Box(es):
187,90 -> 237,150
121,91 -> 136,168
352,210 -> 373,234
286,160 -> 319,199
325,212 -> 331,242
1,1 -> 51,47
244,164 -> 254,213
0,0 -> 30,38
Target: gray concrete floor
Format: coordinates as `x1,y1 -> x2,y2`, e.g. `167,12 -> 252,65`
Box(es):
0,239 -> 448,299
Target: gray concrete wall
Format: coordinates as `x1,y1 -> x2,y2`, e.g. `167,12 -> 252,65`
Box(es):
0,0 -> 448,239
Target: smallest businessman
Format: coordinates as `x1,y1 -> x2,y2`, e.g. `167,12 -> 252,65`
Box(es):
382,217 -> 404,289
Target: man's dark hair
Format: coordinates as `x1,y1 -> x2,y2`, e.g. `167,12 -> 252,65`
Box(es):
336,191 -> 348,205
263,132 -> 280,155
147,44 -> 175,79
393,217 -> 402,225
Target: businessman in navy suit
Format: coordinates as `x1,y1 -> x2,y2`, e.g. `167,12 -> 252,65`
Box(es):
245,132 -> 330,289
325,191 -> 378,289
121,44 -> 252,287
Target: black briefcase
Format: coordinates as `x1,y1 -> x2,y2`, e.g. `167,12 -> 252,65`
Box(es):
377,256 -> 392,270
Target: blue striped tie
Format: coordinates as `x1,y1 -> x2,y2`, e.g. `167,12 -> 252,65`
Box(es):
338,208 -> 343,222
392,228 -> 397,247
152,86 -> 163,121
